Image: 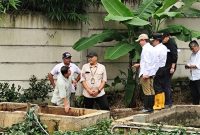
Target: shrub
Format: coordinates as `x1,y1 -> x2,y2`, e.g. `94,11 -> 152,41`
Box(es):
19,75 -> 53,103
0,82 -> 22,102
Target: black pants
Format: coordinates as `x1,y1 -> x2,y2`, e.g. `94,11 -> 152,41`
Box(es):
189,80 -> 200,105
84,95 -> 109,110
164,67 -> 173,105
153,67 -> 167,94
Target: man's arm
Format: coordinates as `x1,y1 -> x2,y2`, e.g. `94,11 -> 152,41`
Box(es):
48,73 -> 55,88
63,97 -> 70,113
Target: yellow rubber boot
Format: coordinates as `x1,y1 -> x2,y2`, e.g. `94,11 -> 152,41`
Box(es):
153,93 -> 162,110
161,92 -> 165,109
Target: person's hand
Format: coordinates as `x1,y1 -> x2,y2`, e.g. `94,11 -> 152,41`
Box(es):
185,64 -> 190,69
142,75 -> 149,80
90,88 -> 99,97
92,88 -> 99,97
170,68 -> 175,74
88,89 -> 95,96
64,104 -> 70,113
133,63 -> 140,69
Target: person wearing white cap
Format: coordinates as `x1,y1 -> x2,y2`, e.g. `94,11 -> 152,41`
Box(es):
48,52 -> 81,107
133,34 -> 156,113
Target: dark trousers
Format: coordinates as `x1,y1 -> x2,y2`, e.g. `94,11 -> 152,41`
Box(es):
84,95 -> 109,110
153,67 -> 167,94
164,67 -> 173,105
189,80 -> 200,105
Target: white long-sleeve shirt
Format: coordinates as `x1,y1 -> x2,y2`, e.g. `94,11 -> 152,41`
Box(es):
187,50 -> 200,81
139,43 -> 156,77
154,43 -> 168,72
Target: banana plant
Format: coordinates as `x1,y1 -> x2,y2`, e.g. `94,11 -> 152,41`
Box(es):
73,0 -> 200,106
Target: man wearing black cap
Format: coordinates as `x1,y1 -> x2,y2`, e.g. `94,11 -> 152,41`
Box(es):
48,52 -> 81,107
80,51 -> 109,110
151,33 -> 168,110
162,33 -> 178,107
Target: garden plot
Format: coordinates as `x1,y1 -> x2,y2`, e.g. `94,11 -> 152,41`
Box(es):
0,102 -> 110,134
113,105 -> 200,134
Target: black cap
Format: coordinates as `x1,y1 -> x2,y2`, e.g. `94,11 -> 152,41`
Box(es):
86,52 -> 98,57
62,52 -> 72,59
151,33 -> 163,41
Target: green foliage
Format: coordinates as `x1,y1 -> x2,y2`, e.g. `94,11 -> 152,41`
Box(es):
53,119 -> 113,135
74,96 -> 85,108
124,69 -> 136,106
5,107 -> 48,135
19,75 -> 53,102
104,42 -> 135,60
0,82 -> 22,102
159,25 -> 200,42
0,0 -> 20,13
0,75 -> 53,103
105,70 -> 127,90
5,0 -> 101,23
73,30 -> 116,51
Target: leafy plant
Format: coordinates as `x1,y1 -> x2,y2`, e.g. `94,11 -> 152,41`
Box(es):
19,75 -> 53,103
0,82 -> 22,102
73,0 -> 200,107
0,0 -> 20,13
5,106 -> 48,135
54,119 -> 113,135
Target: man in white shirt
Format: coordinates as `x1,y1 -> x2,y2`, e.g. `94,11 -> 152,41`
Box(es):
80,52 -> 109,110
51,66 -> 76,113
48,52 -> 81,106
185,40 -> 200,105
151,33 -> 168,110
133,34 -> 156,113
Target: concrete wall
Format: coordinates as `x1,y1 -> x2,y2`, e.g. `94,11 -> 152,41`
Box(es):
0,9 -> 200,89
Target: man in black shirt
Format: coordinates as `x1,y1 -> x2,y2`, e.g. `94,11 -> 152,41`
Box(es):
162,33 -> 178,108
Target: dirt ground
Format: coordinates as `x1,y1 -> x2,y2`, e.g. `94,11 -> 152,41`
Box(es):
108,83 -> 192,119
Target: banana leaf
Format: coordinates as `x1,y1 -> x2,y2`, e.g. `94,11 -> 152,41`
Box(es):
105,14 -> 133,21
104,42 -> 135,60
101,0 -> 133,17
191,31 -> 200,39
179,0 -> 200,17
155,0 -> 177,14
126,16 -> 150,26
154,11 -> 182,20
73,30 -> 116,51
135,0 -> 161,20
159,25 -> 200,42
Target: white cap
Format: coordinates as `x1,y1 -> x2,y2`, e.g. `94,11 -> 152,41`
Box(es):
135,34 -> 149,42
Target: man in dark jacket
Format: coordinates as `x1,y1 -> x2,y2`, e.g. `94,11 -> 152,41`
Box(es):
162,33 -> 178,108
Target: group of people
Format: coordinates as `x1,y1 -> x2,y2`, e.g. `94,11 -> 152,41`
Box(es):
48,51 -> 109,113
133,33 -> 178,113
47,33 -> 200,114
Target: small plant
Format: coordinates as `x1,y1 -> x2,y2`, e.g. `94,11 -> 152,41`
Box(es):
0,0 -> 20,13
105,70 -> 127,91
19,75 -> 53,103
5,106 -> 48,135
74,96 -> 84,108
0,82 -> 22,102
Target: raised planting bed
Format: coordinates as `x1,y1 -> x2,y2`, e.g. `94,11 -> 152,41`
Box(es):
0,102 -> 110,134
